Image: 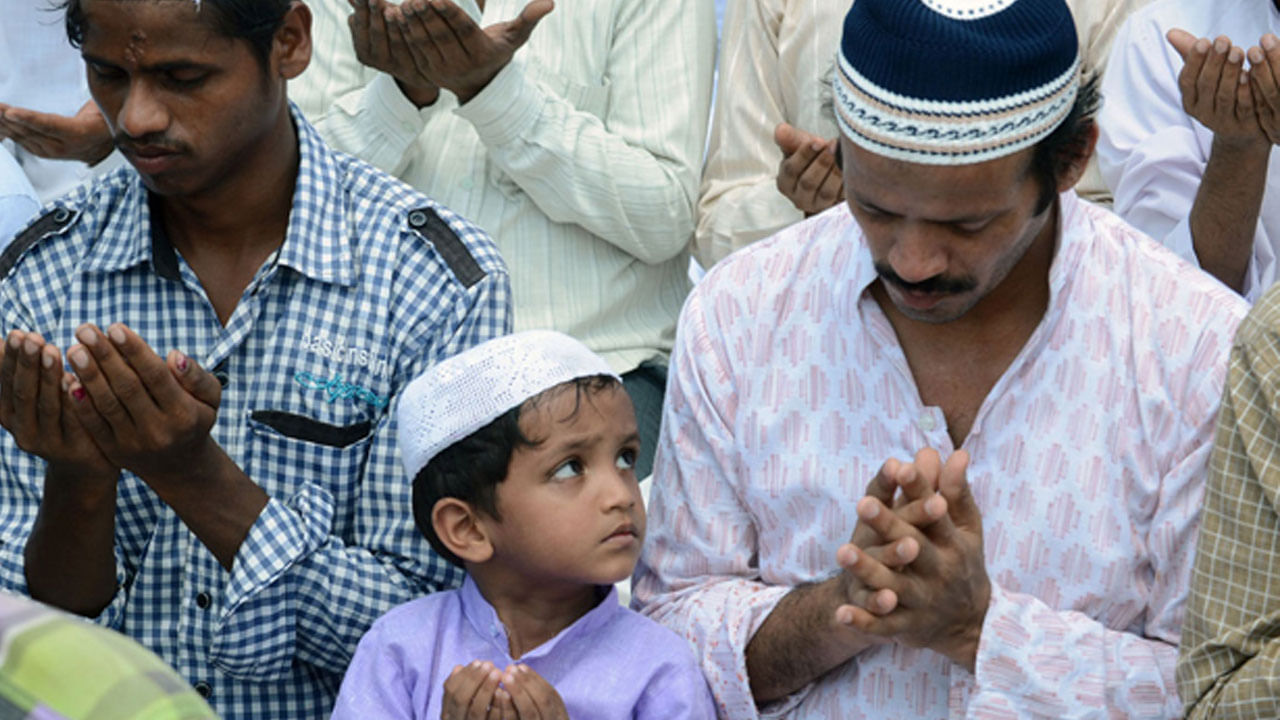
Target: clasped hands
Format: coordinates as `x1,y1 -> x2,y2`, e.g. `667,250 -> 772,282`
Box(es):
1168,30 -> 1280,148
0,324 -> 222,487
834,448 -> 990,673
442,661 -> 568,720
347,0 -> 554,107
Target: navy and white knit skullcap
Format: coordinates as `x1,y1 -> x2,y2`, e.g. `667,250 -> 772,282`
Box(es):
834,0 -> 1080,165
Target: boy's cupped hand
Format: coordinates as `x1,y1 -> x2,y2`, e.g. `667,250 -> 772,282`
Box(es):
442,662 -> 567,720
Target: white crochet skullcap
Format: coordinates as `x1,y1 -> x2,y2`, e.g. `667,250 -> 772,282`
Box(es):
397,330 -> 619,481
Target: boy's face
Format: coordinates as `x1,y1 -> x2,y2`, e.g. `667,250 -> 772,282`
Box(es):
483,383 -> 645,589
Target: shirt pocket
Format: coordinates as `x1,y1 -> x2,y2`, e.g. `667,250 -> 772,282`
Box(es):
246,411 -> 376,532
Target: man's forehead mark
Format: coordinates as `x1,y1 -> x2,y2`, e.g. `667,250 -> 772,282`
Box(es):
125,30 -> 146,63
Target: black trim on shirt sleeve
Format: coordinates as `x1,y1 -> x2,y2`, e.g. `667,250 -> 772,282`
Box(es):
407,207 -> 485,289
0,207 -> 79,280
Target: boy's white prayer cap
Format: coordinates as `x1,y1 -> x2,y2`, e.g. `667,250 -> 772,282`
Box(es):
397,330 -> 619,482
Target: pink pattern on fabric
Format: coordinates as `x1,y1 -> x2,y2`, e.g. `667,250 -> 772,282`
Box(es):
633,193 -> 1248,719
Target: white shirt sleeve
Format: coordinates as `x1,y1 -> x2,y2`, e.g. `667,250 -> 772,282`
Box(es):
1095,6 -> 1276,299
0,144 -> 40,243
452,0 -> 715,265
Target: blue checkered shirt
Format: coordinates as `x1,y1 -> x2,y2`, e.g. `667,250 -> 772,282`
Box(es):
0,107 -> 510,719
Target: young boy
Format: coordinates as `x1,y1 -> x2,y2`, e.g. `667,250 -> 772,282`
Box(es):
331,331 -> 716,719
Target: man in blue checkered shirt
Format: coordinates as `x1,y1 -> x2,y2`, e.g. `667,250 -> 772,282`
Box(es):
0,1 -> 510,718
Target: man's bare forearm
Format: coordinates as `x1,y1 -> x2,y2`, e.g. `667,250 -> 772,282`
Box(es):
25,465 -> 119,617
745,577 -> 877,704
1190,135 -> 1272,293
144,441 -> 268,572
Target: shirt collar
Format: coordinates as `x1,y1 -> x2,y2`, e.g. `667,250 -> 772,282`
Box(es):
80,103 -> 356,287
459,575 -> 622,662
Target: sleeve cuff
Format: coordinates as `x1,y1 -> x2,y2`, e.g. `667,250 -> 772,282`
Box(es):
1164,215 -> 1199,269
758,685 -> 815,718
453,59 -> 543,147
971,580 -> 1025,695
88,544 -> 131,631
720,583 -> 811,718
342,73 -> 431,145
222,485 -> 334,615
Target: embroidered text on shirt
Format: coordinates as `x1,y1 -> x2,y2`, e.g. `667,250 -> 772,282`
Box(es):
294,371 -> 389,409
299,328 -> 391,380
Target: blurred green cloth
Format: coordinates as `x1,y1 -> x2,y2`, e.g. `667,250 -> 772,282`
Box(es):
0,592 -> 217,720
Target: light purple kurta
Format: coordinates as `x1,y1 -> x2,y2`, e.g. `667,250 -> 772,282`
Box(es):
331,576 -> 716,719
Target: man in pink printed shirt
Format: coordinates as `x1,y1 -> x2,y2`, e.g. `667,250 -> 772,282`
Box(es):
631,0 -> 1250,717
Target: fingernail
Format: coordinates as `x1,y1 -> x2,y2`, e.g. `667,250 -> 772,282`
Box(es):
1251,46 -> 1265,64
1196,38 -> 1211,54
503,673 -> 515,684
176,353 -> 189,372
489,669 -> 501,681
1230,47 -> 1244,63
75,326 -> 96,346
1215,37 -> 1229,53
470,660 -> 481,668
69,347 -> 89,369
71,386 -> 86,401
897,542 -> 911,560
862,500 -> 879,518
926,495 -> 945,518
1265,34 -> 1278,51
61,377 -> 70,393
108,325 -> 126,345
22,339 -> 38,356
40,353 -> 54,369
6,334 -> 19,351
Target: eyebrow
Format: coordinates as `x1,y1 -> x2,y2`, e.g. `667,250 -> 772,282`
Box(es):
82,53 -> 217,74
546,431 -> 642,454
851,193 -> 1001,225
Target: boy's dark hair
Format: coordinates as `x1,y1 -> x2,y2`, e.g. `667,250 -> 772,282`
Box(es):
412,375 -> 621,567
59,0 -> 292,69
1030,72 -> 1102,215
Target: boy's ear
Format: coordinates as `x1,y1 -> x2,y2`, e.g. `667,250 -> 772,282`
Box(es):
433,499 -> 494,564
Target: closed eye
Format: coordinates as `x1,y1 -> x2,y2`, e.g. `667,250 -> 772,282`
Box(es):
951,219 -> 992,234
163,69 -> 209,89
87,61 -> 125,83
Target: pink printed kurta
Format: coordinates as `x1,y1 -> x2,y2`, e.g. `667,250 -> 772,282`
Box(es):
632,192 -> 1249,719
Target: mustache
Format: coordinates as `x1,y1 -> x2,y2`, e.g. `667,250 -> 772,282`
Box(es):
114,132 -> 187,155
873,261 -> 978,295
